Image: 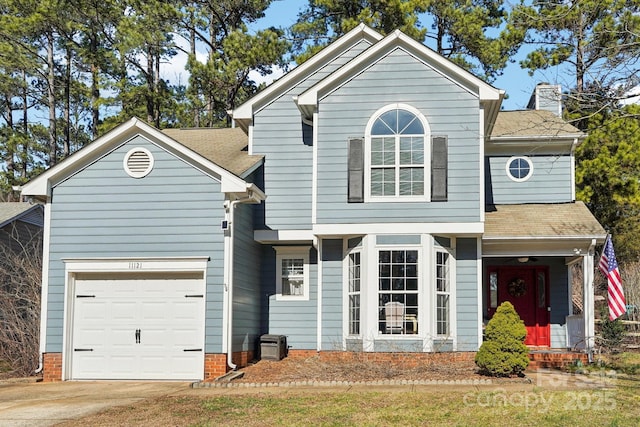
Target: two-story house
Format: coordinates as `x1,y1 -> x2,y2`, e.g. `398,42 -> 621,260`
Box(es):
22,25 -> 606,382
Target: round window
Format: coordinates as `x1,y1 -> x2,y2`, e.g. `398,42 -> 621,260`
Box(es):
506,156 -> 533,182
123,147 -> 154,178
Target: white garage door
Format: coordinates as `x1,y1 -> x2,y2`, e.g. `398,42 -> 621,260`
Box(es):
71,272 -> 205,380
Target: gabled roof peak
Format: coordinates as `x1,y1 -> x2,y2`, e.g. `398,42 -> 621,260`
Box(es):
232,24 -> 384,131
21,117 -> 253,199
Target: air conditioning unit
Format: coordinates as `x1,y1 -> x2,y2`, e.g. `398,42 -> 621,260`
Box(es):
260,334 -> 287,361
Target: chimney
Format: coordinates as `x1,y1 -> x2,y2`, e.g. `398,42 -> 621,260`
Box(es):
527,83 -> 562,116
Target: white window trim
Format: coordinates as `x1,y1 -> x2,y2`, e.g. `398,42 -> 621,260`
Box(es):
275,246 -> 310,301
344,245 -> 363,339
343,235 -> 459,350
364,103 -> 431,203
505,155 -> 534,182
373,243 -> 423,339
431,242 -> 457,346
435,249 -> 451,337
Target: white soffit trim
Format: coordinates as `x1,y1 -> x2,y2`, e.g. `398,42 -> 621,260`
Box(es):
232,24 -> 384,126
254,229 -> 315,243
313,223 -> 484,236
296,29 -> 503,115
21,117 -> 250,198
482,239 -> 602,257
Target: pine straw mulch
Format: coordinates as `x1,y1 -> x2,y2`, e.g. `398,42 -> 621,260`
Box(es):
232,355 -> 530,384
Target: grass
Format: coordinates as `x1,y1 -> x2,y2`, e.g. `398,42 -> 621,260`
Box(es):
603,352 -> 640,375
58,353 -> 640,427
190,386 -> 638,426
59,381 -> 640,427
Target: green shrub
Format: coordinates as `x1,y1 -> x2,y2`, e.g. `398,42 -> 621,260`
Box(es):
599,317 -> 626,352
475,301 -> 529,377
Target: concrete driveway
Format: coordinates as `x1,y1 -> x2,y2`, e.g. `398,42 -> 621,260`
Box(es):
0,379 -> 188,426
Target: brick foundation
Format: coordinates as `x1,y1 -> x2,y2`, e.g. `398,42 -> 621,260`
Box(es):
204,354 -> 227,380
232,350 -> 255,368
528,351 -> 589,370
204,350 -> 254,380
43,353 -> 62,382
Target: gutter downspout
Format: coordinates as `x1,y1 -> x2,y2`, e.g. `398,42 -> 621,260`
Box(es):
35,201 -> 52,374
224,186 -> 263,370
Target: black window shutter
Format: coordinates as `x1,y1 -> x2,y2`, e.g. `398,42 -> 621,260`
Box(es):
431,136 -> 448,202
348,137 -> 364,203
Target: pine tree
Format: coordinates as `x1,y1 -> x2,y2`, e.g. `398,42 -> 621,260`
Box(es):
291,0 -> 525,81
513,0 -> 640,110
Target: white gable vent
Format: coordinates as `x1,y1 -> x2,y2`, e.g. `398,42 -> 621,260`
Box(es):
123,147 -> 154,178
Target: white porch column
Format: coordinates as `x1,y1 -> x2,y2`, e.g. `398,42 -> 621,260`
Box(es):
583,240 -> 597,351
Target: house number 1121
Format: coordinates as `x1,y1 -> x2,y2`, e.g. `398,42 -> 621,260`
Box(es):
129,262 -> 143,269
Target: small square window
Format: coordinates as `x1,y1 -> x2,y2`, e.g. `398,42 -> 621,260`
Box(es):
275,247 -> 310,300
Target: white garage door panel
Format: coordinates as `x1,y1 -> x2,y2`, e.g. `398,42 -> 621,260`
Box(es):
71,275 -> 205,380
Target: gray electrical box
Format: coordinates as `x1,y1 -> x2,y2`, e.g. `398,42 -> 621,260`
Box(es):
260,334 -> 287,361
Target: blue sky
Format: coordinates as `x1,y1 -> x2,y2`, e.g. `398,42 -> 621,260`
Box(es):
247,0 -> 572,111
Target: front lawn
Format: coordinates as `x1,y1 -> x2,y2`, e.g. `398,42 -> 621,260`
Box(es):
59,376 -> 639,426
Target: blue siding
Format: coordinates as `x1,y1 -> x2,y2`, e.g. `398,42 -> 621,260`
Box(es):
46,135 -> 226,353
549,260 -> 569,348
321,239 -> 343,350
253,40 -> 373,230
316,49 -> 482,223
486,155 -> 573,204
456,238 -> 479,351
377,235 -> 421,245
261,245 -> 318,350
374,340 -> 423,352
232,202 -> 263,353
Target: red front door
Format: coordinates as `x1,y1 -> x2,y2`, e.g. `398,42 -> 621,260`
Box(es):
487,266 -> 550,347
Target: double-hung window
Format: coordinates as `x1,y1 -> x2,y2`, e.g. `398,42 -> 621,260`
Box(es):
368,105 -> 428,200
348,251 -> 361,335
435,250 -> 450,336
378,249 -> 419,335
275,247 -> 309,300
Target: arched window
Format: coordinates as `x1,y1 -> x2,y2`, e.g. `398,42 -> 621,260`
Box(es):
366,104 -> 429,199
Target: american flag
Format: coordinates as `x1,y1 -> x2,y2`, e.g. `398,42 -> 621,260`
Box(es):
598,238 -> 626,320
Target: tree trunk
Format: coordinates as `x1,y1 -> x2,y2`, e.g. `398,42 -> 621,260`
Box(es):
46,31 -> 57,166
146,48 -> 154,124
90,35 -> 99,139
21,70 -> 28,179
576,11 -> 585,94
189,10 -> 199,127
63,45 -> 71,158
436,15 -> 444,54
154,47 -> 161,127
3,89 -> 15,198
21,70 -> 27,135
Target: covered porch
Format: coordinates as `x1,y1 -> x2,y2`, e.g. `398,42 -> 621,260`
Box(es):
482,202 -> 607,352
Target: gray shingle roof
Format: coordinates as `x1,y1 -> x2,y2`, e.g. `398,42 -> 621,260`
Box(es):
161,128 -> 263,177
491,110 -> 583,138
484,202 -> 606,239
0,202 -> 43,228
